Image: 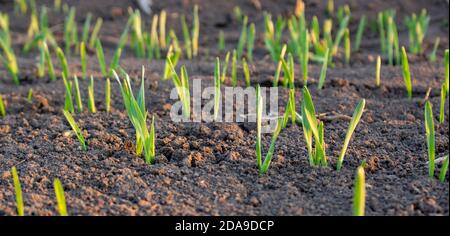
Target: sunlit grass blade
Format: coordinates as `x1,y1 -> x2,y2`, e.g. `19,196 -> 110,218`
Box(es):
231,50 -> 237,87
218,30 -> 225,52
256,85 -> 262,168
352,166 -> 366,216
109,48 -> 123,77
80,42 -> 87,80
63,109 -> 87,151
181,15 -> 192,59
56,47 -> 70,81
375,55 -> 381,87
95,39 -> 107,77
439,155 -> 449,183
11,166 -> 24,216
81,13 -> 92,43
192,5 -> 200,57
237,16 -> 248,59
27,88 -> 33,103
336,99 -> 366,171
214,57 -> 221,120
273,44 -> 287,87
221,51 -> 230,83
105,78 -> 111,113
53,178 -> 68,216
344,28 -> 351,64
424,101 -> 435,178
159,10 -> 167,49
0,95 -> 5,117
88,76 -> 96,113
89,18 -> 103,48
259,118 -> 283,175
428,37 -> 440,62
242,58 -> 250,87
445,49 -> 449,94
247,23 -> 255,62
401,47 -> 413,99
42,42 -> 56,81
73,76 -> 83,113
440,84 -> 446,124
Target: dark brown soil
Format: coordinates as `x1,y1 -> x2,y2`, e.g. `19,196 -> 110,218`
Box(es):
0,0 -> 448,216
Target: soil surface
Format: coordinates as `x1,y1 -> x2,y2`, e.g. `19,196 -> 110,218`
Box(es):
0,0 -> 449,216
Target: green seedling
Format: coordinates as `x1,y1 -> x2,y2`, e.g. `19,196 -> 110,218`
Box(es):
14,0 -> 27,14
353,166 -> 366,216
256,85 -> 283,175
326,0 -> 334,16
0,95 -> 5,117
37,46 -> 46,78
336,4 -> 351,24
336,99 -> 366,171
332,15 -> 350,56
273,44 -> 287,87
64,7 -> 77,55
0,33 -> 20,85
220,51 -> 230,83
231,50 -> 237,87
167,60 -> 190,119
242,58 -> 251,87
159,10 -> 167,49
354,16 -> 367,51
264,13 -> 286,63
405,9 -> 429,55
424,101 -> 435,178
218,30 -> 225,52
344,28 -> 351,64
81,13 -> 92,43
163,46 -> 181,80
302,87 -> 327,166
317,47 -> 330,90
11,166 -> 24,216
88,76 -> 96,113
131,10 -> 145,58
63,110 -> 87,151
445,49 -> 449,94
247,23 -> 255,62
109,48 -> 123,77
237,16 -> 248,59
27,88 -> 33,103
401,47 -> 413,99
181,15 -> 192,59
214,58 -> 221,120
379,10 -> 400,65
439,155 -> 449,183
53,178 -> 68,216
114,67 -> 156,164
428,37 -> 440,62
54,0 -> 61,12
42,42 -> 56,81
56,47 -> 74,113
192,5 -> 200,57
73,76 -> 83,113
233,6 -> 243,23
88,18 -> 103,48
440,84 -> 446,124
376,55 -> 381,87
280,53 -> 296,125
105,78 -> 111,113
80,42 -> 87,79
95,39 -> 107,77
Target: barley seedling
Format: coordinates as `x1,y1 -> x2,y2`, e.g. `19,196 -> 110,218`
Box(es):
88,76 -> 96,113
220,51 -> 231,83
273,44 -> 287,87
439,155 -> 449,183
344,28 -> 351,64
0,95 -> 5,117
192,5 -> 200,57
247,23 -> 256,62
280,53 -> 297,125
14,0 -> 27,14
181,15 -> 192,59
26,11 -> 39,41
428,37 -> 440,62
159,10 -> 167,49
37,46 -> 46,78
166,60 -> 190,119
42,42 -> 56,81
105,78 -> 111,113
352,166 -> 366,216
336,99 -> 366,171
114,68 -> 156,164
88,18 -> 103,48
317,47 -> 330,90
11,166 -> 24,216
354,16 -> 367,51
53,178 -> 68,216
237,16 -> 248,59
80,42 -> 87,79
332,15 -> 350,56
264,13 -> 286,63
256,85 -> 283,175
375,55 -> 381,87
302,87 -> 327,166
81,13 -> 92,43
163,46 -> 181,80
131,10 -> 145,58
242,58 -> 251,87
56,47 -> 70,81
63,110 -> 87,151
440,84 -> 446,124
218,30 -> 225,52
231,50 -> 238,87
310,16 -> 320,47
445,49 -> 449,95
214,58 -> 221,120
95,39 -> 107,77
233,6 -> 244,23
56,47 -> 74,113
378,10 -> 400,65
73,76 -> 83,113
27,88 -> 33,103
64,7 -> 77,55
401,47 -> 413,99
326,0 -> 334,16
424,101 -> 435,178
336,5 -> 351,25
54,0 -> 61,12
0,33 -> 20,85
405,9 -> 429,55
147,15 -> 161,61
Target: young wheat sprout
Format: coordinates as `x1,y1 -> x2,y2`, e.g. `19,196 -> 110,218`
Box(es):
63,110 -> 87,151
376,55 -> 381,87
11,166 -> 24,216
353,166 -> 366,216
0,95 -> 6,118
401,47 -> 413,99
439,155 -> 449,183
424,101 -> 435,178
53,178 -> 68,216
